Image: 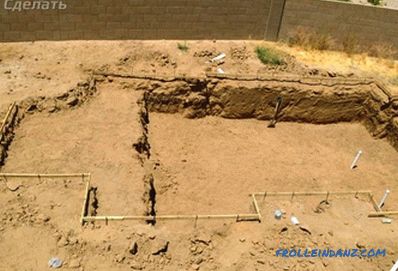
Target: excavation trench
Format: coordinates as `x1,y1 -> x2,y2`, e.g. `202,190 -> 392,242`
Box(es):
89,72 -> 397,224
135,92 -> 157,224
2,72 -> 398,225
117,72 -> 398,225
116,74 -> 398,151
0,77 -> 98,167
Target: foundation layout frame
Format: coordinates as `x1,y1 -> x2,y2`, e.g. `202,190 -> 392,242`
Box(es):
252,191 -> 387,217
0,173 -> 91,224
1,173 -> 395,226
0,173 -> 262,225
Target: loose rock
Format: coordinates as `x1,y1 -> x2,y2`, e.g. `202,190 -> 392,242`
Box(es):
129,241 -> 138,255
151,239 -> 169,255
57,236 -> 69,247
66,97 -> 79,107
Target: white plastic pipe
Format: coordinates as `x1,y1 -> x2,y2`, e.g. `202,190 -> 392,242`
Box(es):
378,189 -> 390,209
390,259 -> 398,271
290,216 -> 299,225
350,150 -> 363,169
211,53 -> 226,62
216,68 -> 225,74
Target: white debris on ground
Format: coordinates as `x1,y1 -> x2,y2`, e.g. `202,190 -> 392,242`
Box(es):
349,0 -> 398,9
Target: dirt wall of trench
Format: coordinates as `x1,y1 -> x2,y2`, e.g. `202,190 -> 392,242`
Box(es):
96,73 -> 398,151
2,72 -> 398,165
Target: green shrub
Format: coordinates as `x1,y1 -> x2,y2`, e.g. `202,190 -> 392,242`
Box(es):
368,0 -> 382,5
255,46 -> 284,65
177,41 -> 189,52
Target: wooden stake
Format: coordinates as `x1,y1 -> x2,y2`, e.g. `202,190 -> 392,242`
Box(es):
251,194 -> 262,222
82,213 -> 259,222
0,102 -> 15,130
368,193 -> 382,213
368,211 -> 398,218
252,191 -> 371,197
80,175 -> 91,225
268,96 -> 283,128
0,173 -> 91,178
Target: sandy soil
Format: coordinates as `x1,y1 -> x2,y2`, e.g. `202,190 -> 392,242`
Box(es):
150,114 -> 398,214
0,40 -> 397,111
147,114 -> 398,271
0,40 -> 397,271
2,81 -> 145,216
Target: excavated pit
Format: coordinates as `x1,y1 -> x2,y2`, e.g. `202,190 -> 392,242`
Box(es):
109,73 -> 398,218
2,40 -> 398,271
124,74 -> 398,150
150,114 -> 398,215
0,73 -> 397,271
1,73 -> 398,227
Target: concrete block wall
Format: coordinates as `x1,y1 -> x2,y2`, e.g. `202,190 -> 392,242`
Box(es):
264,0 -> 286,41
0,0 -> 271,41
279,0 -> 398,48
0,0 -> 397,48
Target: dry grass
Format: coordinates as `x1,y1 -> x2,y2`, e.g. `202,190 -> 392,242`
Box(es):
368,43 -> 397,59
287,27 -> 311,48
287,27 -> 397,60
342,34 -> 361,55
287,27 -> 335,51
390,76 -> 398,86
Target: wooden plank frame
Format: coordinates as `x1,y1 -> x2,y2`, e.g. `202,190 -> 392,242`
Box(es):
80,181 -> 261,224
252,190 -> 398,218
0,173 -> 91,224
3,173 -> 397,223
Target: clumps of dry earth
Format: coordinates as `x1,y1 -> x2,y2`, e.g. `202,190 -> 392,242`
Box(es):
117,51 -> 177,74
101,229 -> 223,270
114,232 -> 171,270
0,77 -> 97,167
18,78 -> 97,115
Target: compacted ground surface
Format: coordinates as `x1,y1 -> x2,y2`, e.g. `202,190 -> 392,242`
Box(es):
150,114 -> 398,215
0,40 -> 397,271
